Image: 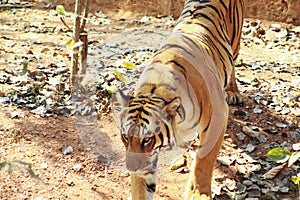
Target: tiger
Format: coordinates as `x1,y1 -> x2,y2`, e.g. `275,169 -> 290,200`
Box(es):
112,0 -> 245,199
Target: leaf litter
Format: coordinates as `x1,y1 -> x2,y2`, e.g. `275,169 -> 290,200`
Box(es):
0,5 -> 299,200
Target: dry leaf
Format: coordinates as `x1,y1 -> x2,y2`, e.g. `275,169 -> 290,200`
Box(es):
262,163 -> 286,179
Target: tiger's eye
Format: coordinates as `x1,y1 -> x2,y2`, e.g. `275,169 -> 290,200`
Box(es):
142,137 -> 152,146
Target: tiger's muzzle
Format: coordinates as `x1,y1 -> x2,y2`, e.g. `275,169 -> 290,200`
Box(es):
125,151 -> 157,175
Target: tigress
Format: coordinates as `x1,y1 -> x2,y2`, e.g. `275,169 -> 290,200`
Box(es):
112,0 -> 244,199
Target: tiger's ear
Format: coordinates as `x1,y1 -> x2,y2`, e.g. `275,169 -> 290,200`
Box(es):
164,97 -> 181,118
111,89 -> 131,127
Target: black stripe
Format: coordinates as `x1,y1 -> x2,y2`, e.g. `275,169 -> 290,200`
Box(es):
158,132 -> 164,148
203,115 -> 211,132
150,85 -> 157,94
146,183 -> 156,193
166,60 -> 187,74
192,13 -> 229,45
193,5 -> 223,21
179,33 -> 206,57
191,28 -> 230,85
141,117 -> 150,124
188,101 -> 202,130
165,124 -> 171,144
177,103 -> 186,124
160,44 -> 194,57
219,0 -> 227,11
142,108 -> 152,117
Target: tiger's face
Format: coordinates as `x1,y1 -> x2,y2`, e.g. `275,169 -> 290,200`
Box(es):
112,90 -> 180,176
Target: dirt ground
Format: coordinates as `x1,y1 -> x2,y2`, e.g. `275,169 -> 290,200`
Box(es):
0,2 -> 300,200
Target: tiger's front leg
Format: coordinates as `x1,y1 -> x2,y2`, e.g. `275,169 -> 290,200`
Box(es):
184,124 -> 226,200
129,173 -> 153,200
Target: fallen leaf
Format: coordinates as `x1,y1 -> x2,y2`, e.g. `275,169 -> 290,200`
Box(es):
262,163 -> 286,179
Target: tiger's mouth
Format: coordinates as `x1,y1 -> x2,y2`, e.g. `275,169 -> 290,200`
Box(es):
130,170 -> 156,179
126,163 -> 157,178
128,164 -> 156,173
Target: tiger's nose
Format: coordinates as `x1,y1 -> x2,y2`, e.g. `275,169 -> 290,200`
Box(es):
126,154 -> 142,172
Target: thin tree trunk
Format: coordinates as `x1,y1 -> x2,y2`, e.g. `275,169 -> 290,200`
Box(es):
71,0 -> 81,93
79,32 -> 88,84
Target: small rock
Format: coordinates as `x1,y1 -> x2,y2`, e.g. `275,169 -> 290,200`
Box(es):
237,165 -> 247,174
280,108 -> 290,115
11,111 -> 24,118
236,132 -> 247,141
270,186 -> 279,192
248,184 -> 260,190
275,122 -> 287,128
62,146 -> 74,155
279,187 -> 289,193
40,163 -> 48,169
245,144 -> 256,153
242,180 -> 253,186
224,178 -> 236,191
217,155 -> 236,166
292,143 -> 300,151
258,134 -> 267,142
253,107 -> 263,114
275,30 -> 287,39
269,24 -> 281,31
72,163 -> 82,172
140,16 -> 150,24
236,182 -> 247,194
253,38 -> 263,44
66,179 -> 75,186
290,107 -> 300,116
289,131 -> 300,139
247,164 -> 261,172
264,127 -> 279,134
242,126 -> 260,138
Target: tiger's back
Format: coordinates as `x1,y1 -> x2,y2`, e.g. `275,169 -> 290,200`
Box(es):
112,0 -> 245,199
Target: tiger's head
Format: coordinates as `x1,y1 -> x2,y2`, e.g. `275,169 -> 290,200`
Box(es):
112,88 -> 181,177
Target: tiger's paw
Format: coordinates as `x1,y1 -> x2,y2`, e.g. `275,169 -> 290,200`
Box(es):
184,190 -> 211,200
225,91 -> 243,106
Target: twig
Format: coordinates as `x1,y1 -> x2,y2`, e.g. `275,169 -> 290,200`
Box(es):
80,0 -> 90,33
59,17 -> 72,32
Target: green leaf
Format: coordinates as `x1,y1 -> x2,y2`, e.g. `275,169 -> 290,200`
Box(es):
113,70 -> 127,82
292,175 -> 300,185
105,85 -> 117,94
7,164 -> 16,175
0,161 -> 8,170
22,167 -> 43,182
21,62 -> 28,75
266,147 -> 291,162
56,5 -> 65,16
122,62 -> 137,70
66,40 -> 76,50
170,155 -> 186,170
288,152 -> 300,167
